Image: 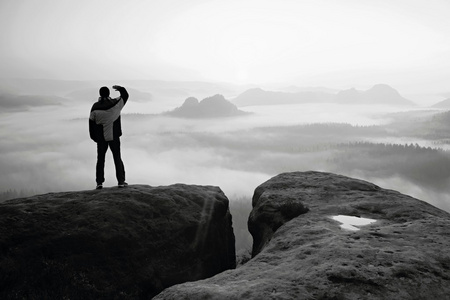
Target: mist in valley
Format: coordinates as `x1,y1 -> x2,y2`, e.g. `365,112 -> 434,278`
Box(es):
3,79 -> 450,253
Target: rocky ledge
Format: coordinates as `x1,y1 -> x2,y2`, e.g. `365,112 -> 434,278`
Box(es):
0,184 -> 235,299
156,171 -> 450,300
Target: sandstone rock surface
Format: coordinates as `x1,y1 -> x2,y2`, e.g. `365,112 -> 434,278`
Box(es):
0,184 -> 235,299
155,171 -> 450,300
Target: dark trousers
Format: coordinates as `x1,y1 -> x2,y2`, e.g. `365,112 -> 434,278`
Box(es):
96,139 -> 125,184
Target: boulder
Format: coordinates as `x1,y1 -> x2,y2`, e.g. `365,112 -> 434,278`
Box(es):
0,184 -> 235,299
155,171 -> 450,300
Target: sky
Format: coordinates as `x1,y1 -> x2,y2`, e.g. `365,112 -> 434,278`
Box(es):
1,0 -> 450,93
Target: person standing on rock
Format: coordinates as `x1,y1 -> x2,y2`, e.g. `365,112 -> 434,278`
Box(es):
89,85 -> 129,189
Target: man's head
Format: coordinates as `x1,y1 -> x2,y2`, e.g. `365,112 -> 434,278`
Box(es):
99,86 -> 110,98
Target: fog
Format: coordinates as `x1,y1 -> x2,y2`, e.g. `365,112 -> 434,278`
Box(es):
1,81 -> 450,215
2,1 -> 450,96
2,80 -> 450,254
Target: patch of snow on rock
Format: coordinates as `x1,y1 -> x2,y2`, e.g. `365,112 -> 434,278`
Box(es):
332,215 -> 377,231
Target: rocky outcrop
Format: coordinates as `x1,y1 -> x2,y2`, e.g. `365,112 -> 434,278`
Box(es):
248,179 -> 310,256
155,171 -> 450,300
0,184 -> 235,299
336,84 -> 415,106
167,94 -> 248,118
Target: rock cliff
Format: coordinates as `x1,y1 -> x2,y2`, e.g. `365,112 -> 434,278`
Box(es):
0,184 -> 235,299
156,171 -> 450,300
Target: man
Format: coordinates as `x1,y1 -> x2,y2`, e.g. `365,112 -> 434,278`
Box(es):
89,85 -> 129,189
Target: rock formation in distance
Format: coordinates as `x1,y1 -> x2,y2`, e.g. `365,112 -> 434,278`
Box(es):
336,84 -> 415,106
233,84 -> 415,107
167,94 -> 248,118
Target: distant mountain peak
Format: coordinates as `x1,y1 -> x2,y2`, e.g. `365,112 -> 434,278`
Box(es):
367,83 -> 400,94
371,83 -> 393,88
167,94 -> 248,118
202,94 -> 227,102
338,87 -> 361,94
241,88 -> 266,95
181,97 -> 199,107
233,84 -> 415,107
364,84 -> 413,105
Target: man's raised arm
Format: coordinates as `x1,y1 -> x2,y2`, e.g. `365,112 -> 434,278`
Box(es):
113,85 -> 129,104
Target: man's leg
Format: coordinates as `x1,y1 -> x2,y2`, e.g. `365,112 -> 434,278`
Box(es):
109,138 -> 126,185
96,141 -> 108,185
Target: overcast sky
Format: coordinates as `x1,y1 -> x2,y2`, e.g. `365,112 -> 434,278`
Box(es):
1,0 -> 449,93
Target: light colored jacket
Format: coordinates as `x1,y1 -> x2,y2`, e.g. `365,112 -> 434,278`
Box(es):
89,87 -> 129,142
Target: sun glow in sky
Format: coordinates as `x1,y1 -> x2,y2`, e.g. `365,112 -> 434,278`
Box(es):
1,0 -> 450,92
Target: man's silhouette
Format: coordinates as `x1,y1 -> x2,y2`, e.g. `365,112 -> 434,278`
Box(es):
89,85 -> 129,189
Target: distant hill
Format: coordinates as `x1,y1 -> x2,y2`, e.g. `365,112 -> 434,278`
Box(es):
167,94 -> 249,118
364,84 -> 415,106
431,98 -> 450,109
232,88 -> 333,106
334,88 -> 362,104
0,93 -> 63,111
336,84 -> 415,106
234,84 -> 415,107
